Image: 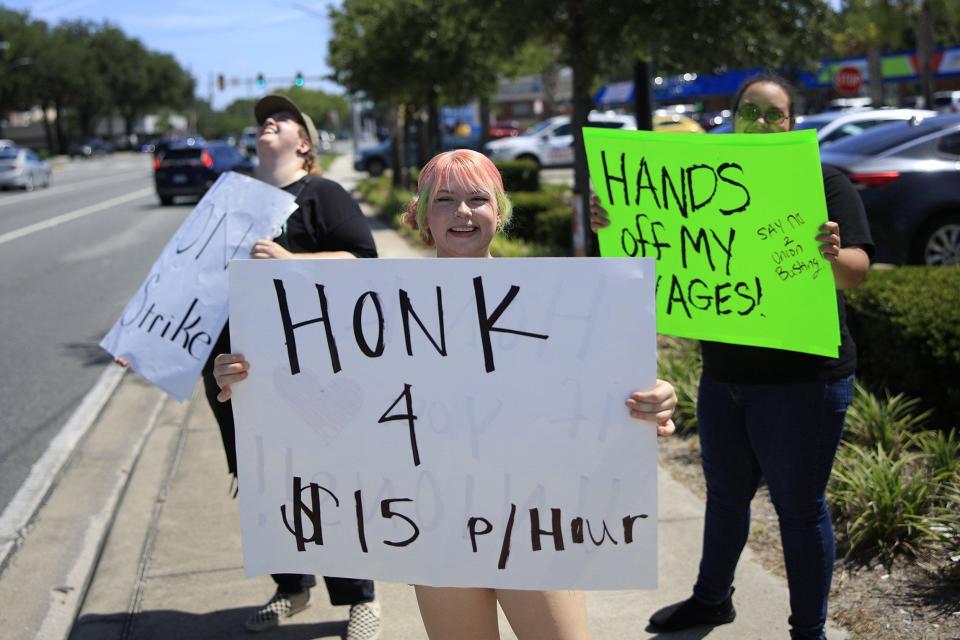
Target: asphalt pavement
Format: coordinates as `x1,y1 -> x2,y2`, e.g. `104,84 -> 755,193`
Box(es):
0,154 -> 849,640
0,152 -> 192,514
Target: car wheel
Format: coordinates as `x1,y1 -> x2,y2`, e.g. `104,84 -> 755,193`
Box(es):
23,174 -> 34,192
517,154 -> 541,169
367,159 -> 386,177
159,196 -> 175,206
915,213 -> 960,266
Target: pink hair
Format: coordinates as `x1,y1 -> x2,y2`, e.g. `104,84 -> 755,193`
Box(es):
402,149 -> 512,245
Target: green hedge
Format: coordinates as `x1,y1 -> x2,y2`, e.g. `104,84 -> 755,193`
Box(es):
495,159 -> 539,192
845,267 -> 960,427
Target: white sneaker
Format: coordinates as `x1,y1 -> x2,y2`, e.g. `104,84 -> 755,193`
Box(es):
346,600 -> 381,640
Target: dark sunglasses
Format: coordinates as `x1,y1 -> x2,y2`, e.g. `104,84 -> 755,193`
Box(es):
737,103 -> 788,124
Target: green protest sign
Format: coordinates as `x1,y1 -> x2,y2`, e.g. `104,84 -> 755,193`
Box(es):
584,128 -> 839,357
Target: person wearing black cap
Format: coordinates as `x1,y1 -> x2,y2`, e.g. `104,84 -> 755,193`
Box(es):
201,94 -> 381,639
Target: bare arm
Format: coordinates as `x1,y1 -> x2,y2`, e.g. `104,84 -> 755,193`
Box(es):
250,240 -> 357,260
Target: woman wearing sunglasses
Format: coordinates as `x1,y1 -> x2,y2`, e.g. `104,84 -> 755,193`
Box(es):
591,73 -> 873,640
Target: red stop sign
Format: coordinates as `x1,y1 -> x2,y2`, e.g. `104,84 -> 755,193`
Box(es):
834,66 -> 862,96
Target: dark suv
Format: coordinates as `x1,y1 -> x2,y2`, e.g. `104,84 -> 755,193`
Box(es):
154,141 -> 255,205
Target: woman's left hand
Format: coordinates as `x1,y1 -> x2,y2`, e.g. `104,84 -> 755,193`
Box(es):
251,239 -> 293,259
817,221 -> 841,263
626,379 -> 677,436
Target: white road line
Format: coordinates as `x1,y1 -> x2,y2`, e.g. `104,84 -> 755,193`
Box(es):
0,188 -> 153,246
0,365 -> 126,571
0,170 -> 150,209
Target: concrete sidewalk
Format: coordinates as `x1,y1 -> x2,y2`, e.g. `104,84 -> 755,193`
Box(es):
0,155 -> 847,639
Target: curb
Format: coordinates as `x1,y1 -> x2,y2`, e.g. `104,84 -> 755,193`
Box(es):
0,365 -> 125,574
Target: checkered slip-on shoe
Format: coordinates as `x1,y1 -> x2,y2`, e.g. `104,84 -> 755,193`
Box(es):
244,589 -> 311,632
346,600 -> 381,640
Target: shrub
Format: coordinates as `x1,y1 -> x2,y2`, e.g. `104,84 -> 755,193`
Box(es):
844,381 -> 932,456
845,267 -> 960,426
829,443 -> 936,559
495,159 -> 539,192
534,207 -> 573,255
657,337 -> 701,436
507,190 -> 565,242
913,428 -> 960,485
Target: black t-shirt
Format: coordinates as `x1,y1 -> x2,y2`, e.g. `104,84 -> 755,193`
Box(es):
699,164 -> 874,383
276,174 -> 378,258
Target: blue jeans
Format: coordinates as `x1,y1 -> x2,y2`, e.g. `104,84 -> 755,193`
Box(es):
693,373 -> 854,640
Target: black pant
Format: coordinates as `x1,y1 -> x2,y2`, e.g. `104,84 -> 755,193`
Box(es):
203,325 -> 375,606
273,574 -> 375,605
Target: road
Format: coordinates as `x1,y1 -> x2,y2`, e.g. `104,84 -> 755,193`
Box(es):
0,153 -> 191,513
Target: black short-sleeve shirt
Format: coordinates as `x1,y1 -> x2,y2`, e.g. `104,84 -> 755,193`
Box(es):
699,164 -> 874,383
276,175 -> 378,258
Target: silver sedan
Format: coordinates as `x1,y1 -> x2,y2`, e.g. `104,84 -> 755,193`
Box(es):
0,147 -> 52,191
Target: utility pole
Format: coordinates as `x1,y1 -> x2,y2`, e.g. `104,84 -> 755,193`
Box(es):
917,0 -> 935,109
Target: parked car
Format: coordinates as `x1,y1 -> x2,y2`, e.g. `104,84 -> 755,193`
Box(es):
68,138 -> 114,158
707,108 -> 936,145
353,133 -> 481,176
820,113 -> 960,266
484,112 -> 637,168
0,146 -> 51,191
933,90 -> 960,114
154,140 -> 255,205
795,108 -> 936,146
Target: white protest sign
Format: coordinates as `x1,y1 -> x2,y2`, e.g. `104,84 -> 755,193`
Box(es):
230,257 -> 660,590
100,172 -> 298,401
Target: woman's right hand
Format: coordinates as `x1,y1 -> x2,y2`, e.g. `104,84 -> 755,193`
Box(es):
212,353 -> 249,402
589,195 -> 611,233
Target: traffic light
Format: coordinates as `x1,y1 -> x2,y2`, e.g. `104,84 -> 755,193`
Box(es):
294,71 -> 304,87
217,74 -> 225,91
256,73 -> 265,88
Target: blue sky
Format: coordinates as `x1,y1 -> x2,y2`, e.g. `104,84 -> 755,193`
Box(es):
7,0 -> 344,109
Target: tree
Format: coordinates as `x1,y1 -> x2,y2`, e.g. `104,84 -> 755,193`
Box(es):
510,0 -> 833,255
833,1 -> 915,105
328,0 -> 524,179
274,86 -> 350,133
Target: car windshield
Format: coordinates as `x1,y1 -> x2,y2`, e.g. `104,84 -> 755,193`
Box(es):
822,119 -> 947,155
795,119 -> 830,132
933,96 -> 953,107
523,120 -> 556,136
0,148 -> 18,159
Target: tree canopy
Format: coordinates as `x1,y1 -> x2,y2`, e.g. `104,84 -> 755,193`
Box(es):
0,8 -> 195,151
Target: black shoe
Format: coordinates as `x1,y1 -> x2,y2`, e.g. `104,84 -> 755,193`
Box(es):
648,588 -> 736,632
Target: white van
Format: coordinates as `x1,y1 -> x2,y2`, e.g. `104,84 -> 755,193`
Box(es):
484,112 -> 636,168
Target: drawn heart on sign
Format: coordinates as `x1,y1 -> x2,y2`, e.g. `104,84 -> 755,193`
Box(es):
272,367 -> 365,445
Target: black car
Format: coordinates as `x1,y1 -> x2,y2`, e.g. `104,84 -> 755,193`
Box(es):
154,141 -> 255,205
821,114 -> 960,266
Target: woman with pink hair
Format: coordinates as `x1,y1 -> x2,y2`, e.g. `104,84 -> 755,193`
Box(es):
400,149 -> 676,640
